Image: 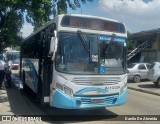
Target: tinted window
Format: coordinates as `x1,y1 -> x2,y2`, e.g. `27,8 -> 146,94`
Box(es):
138,64 -> 146,70
128,63 -> 136,68
150,63 -> 155,69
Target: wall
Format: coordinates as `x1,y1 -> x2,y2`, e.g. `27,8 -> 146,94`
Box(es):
156,51 -> 160,62
141,50 -> 157,63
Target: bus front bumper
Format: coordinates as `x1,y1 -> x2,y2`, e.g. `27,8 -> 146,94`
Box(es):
52,89 -> 127,109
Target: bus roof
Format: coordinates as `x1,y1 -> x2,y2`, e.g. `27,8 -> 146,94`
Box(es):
63,14 -> 120,23
22,14 -> 125,43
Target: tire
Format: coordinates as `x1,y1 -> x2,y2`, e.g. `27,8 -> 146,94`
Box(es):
133,75 -> 141,83
156,78 -> 160,88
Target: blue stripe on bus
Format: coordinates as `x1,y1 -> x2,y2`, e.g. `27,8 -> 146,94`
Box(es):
52,88 -> 127,109
75,87 -> 108,94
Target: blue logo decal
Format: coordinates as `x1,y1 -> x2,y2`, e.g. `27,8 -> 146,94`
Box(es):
99,66 -> 106,74
113,38 -> 125,43
99,36 -> 111,41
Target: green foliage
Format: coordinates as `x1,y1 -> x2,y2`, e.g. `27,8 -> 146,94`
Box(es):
0,0 -> 94,52
25,0 -> 94,29
0,0 -> 24,51
127,31 -> 134,50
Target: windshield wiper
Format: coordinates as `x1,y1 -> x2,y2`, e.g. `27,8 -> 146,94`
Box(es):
102,33 -> 116,58
77,30 -> 90,52
105,33 -> 116,49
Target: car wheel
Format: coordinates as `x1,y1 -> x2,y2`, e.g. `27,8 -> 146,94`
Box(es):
156,78 -> 160,88
133,75 -> 141,83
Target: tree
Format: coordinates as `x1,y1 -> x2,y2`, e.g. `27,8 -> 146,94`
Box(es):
0,10 -> 5,29
26,0 -> 94,30
0,0 -> 25,51
127,31 -> 134,50
0,0 -> 94,51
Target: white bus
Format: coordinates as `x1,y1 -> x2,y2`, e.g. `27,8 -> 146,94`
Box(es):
20,14 -> 127,109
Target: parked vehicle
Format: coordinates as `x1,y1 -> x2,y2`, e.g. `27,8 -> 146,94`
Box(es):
11,59 -> 19,69
127,63 -> 151,83
148,62 -> 160,87
4,50 -> 20,70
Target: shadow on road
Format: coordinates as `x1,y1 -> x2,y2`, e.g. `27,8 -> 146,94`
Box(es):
127,79 -> 149,83
6,88 -> 44,115
39,107 -> 119,122
138,84 -> 157,88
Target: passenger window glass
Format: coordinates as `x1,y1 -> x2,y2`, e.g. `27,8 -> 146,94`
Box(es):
146,64 -> 151,69
138,64 -> 146,70
150,63 -> 155,69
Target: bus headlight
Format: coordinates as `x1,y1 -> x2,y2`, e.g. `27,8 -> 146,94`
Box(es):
56,83 -> 73,97
64,86 -> 73,97
56,83 -> 63,91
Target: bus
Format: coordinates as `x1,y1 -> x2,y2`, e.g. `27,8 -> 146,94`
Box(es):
20,14 -> 127,109
4,50 -> 20,69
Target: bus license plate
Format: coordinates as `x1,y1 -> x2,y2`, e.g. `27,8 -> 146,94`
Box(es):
91,99 -> 105,104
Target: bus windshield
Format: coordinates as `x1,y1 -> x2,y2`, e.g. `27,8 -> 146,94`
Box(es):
56,32 -> 126,75
6,51 -> 20,62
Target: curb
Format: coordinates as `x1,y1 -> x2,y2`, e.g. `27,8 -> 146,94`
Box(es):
128,87 -> 160,96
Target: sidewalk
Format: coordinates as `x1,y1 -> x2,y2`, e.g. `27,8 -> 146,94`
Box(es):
127,80 -> 160,96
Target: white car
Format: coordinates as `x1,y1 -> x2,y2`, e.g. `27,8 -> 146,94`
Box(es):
148,62 -> 160,87
127,63 -> 151,83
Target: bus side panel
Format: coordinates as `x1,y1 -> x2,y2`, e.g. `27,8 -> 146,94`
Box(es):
22,59 -> 39,93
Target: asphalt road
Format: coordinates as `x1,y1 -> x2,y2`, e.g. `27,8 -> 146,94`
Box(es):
107,89 -> 160,115
1,88 -> 160,124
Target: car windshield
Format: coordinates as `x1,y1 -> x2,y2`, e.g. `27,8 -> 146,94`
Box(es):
127,63 -> 136,68
56,32 -> 126,75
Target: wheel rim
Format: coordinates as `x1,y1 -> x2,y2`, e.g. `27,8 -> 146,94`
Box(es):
134,76 -> 140,82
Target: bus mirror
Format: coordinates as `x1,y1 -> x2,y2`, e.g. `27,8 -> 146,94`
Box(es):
50,37 -> 55,52
50,31 -> 57,52
50,36 -> 58,61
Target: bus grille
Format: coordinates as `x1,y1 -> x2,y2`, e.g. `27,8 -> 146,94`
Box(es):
72,77 -> 121,86
81,97 -> 117,104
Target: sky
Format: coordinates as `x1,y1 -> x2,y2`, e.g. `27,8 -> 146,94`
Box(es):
21,0 -> 160,38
